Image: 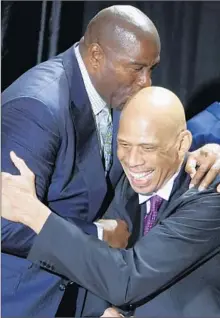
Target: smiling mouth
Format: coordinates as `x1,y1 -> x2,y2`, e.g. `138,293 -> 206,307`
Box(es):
129,170 -> 154,182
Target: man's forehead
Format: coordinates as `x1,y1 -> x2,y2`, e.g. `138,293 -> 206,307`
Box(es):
109,25 -> 159,55
117,134 -> 160,147
122,40 -> 160,64
119,114 -> 168,143
118,123 -> 160,142
128,54 -> 160,65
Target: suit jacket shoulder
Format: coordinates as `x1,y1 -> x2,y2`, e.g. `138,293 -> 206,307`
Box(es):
187,102 -> 220,150
157,160 -> 220,223
1,46 -> 77,121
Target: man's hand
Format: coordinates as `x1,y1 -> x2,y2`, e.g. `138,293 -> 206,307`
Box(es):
1,151 -> 51,233
98,219 -> 130,249
186,144 -> 220,192
101,307 -> 124,317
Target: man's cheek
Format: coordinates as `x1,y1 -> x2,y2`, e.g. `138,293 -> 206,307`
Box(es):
117,148 -> 124,162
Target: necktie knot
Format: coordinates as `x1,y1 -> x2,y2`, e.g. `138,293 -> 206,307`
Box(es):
150,195 -> 163,211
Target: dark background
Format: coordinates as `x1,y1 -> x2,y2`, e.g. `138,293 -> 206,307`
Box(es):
1,1 -> 220,119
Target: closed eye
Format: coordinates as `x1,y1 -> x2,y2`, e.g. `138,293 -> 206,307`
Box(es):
142,146 -> 156,152
121,143 -> 130,148
133,65 -> 144,71
118,141 -> 130,148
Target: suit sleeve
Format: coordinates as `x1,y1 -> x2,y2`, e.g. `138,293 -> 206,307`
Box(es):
2,97 -> 97,257
1,97 -> 61,257
190,127 -> 220,151
187,117 -> 220,151
28,185 -> 220,306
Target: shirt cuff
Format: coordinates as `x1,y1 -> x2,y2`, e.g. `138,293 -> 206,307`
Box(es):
94,222 -> 104,240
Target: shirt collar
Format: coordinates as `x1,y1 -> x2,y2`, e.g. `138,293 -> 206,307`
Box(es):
74,45 -> 107,115
138,169 -> 180,204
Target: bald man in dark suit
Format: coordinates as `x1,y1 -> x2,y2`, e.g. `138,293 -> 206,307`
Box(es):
2,87 -> 220,317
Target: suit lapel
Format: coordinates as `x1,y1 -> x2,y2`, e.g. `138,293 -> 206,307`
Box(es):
62,44 -> 107,220
139,203 -> 147,238
156,159 -> 191,223
124,184 -> 144,246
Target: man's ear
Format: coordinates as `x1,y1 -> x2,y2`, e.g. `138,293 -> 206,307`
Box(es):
88,43 -> 104,69
178,130 -> 192,159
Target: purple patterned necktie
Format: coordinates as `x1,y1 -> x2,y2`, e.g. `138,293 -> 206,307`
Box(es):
144,195 -> 163,235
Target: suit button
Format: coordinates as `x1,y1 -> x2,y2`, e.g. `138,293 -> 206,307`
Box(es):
40,261 -> 47,267
59,283 -> 66,291
68,281 -> 74,286
129,305 -> 134,310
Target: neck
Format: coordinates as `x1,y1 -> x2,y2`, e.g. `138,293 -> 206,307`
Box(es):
155,160 -> 184,194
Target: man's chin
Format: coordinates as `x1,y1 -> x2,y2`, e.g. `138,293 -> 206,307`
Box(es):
139,190 -> 154,196
130,183 -> 155,195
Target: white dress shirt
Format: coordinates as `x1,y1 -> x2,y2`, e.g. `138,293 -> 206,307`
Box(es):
74,45 -> 112,153
138,170 -> 180,213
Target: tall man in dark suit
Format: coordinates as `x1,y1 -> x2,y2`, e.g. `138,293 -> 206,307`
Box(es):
2,87 -> 220,317
1,4 -> 219,317
1,5 -> 161,317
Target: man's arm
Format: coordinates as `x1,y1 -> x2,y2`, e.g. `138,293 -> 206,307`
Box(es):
27,184 -> 220,307
96,175 -> 133,247
186,143 -> 220,192
1,97 -> 62,256
186,107 -> 220,191
2,98 -> 99,256
187,102 -> 220,151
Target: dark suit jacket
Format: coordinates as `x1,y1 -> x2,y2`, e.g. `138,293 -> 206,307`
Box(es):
1,43 -> 123,317
28,162 -> 220,317
81,102 -> 220,316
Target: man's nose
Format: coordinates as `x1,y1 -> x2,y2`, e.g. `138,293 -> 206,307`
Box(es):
127,147 -> 145,167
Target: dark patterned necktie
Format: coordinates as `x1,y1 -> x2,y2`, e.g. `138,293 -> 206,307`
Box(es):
144,195 -> 163,235
99,107 -> 113,174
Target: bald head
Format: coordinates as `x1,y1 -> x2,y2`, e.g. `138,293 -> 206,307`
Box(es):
118,87 -> 192,195
83,5 -> 160,52
121,86 -> 187,140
